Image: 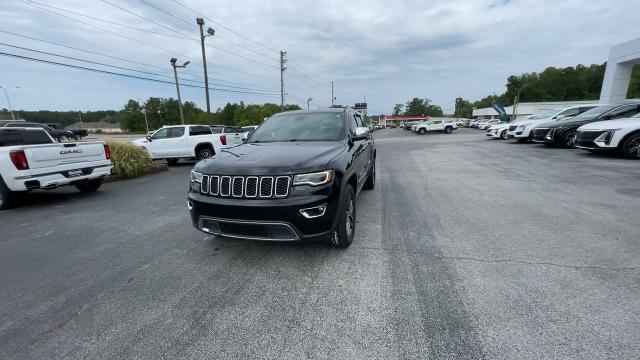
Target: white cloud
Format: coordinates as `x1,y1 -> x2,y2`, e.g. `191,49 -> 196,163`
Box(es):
0,0 -> 638,114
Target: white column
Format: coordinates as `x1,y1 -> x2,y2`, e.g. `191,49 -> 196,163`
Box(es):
600,38 -> 640,105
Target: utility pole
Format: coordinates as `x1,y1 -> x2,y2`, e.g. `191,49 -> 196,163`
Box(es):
196,18 -> 215,121
331,81 -> 334,107
456,96 -> 461,121
78,112 -> 83,128
512,88 -> 522,122
0,86 -> 19,120
170,58 -> 190,125
307,98 -> 312,110
280,50 -> 287,111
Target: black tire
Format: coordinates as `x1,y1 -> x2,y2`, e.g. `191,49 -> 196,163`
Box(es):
0,176 -> 16,210
166,158 -> 179,166
500,130 -> 508,140
75,179 -> 103,193
418,128 -> 426,135
560,130 -> 577,148
331,185 -> 356,248
197,147 -> 214,160
444,127 -> 453,134
363,161 -> 375,190
621,133 -> 640,159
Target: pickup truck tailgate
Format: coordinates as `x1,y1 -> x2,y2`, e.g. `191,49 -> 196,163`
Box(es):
23,142 -> 107,170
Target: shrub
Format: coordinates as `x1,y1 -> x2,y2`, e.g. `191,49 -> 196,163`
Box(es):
106,140 -> 152,179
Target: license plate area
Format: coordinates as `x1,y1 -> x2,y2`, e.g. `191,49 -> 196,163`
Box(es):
67,169 -> 83,178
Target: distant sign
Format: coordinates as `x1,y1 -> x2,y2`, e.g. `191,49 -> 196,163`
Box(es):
492,101 -> 509,121
354,103 -> 367,110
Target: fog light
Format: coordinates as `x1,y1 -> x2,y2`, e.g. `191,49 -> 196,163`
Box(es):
187,201 -> 193,210
299,205 -> 327,219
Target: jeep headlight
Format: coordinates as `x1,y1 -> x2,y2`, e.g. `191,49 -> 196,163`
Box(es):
293,170 -> 334,186
190,170 -> 203,183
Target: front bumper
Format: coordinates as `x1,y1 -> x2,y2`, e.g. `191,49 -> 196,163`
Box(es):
188,184 -> 341,242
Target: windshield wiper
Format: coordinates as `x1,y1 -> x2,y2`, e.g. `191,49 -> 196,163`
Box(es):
221,149 -> 240,157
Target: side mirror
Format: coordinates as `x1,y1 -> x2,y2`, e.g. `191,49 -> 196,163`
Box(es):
146,135 -> 152,142
353,127 -> 369,141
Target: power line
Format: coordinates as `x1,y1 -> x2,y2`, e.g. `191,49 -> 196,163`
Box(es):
99,0 -> 279,69
0,42 -> 278,92
138,0 -> 279,61
0,52 -> 281,96
0,29 -> 265,87
287,63 -> 328,87
23,1 -> 272,79
27,0 -> 191,40
98,0 -> 193,39
169,0 -> 280,54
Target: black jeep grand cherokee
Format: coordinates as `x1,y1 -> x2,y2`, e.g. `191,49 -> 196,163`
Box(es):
188,108 -> 376,248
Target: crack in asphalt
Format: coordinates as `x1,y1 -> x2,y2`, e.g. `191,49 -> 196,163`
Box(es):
353,246 -> 639,271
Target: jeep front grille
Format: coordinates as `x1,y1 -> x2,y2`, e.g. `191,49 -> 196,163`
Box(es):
200,175 -> 291,199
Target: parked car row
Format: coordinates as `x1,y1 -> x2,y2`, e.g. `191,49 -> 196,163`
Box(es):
483,103 -> 640,158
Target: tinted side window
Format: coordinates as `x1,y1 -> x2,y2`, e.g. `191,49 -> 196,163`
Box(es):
189,126 -> 212,136
607,105 -> 640,119
0,130 -> 52,146
152,128 -> 170,139
169,127 -> 185,138
349,112 -> 358,133
0,133 -> 22,146
225,127 -> 242,133
559,108 -> 580,117
353,114 -> 364,127
22,130 -> 53,145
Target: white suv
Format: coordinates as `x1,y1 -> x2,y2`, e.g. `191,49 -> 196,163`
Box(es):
132,125 -> 225,165
575,114 -> 640,158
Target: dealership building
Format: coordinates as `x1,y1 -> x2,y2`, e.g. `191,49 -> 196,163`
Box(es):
473,37 -> 640,120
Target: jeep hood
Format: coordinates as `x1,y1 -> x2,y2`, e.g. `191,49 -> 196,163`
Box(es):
194,141 -> 346,175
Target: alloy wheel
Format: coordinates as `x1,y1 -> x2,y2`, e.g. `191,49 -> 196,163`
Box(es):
627,137 -> 640,158
564,131 -> 576,148
345,196 -> 355,236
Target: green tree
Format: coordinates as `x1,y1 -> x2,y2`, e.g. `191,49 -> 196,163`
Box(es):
392,104 -> 404,116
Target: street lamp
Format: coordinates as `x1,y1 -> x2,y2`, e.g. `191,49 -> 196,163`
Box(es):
196,17 -> 215,121
0,86 -> 19,120
137,99 -> 150,134
307,97 -> 313,110
170,58 -> 190,125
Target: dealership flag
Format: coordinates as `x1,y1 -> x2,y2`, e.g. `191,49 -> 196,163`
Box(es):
492,102 -> 509,122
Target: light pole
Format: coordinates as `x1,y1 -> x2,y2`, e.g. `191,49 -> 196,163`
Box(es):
307,98 -> 312,110
0,86 -> 19,120
170,58 -> 190,125
141,108 -> 149,133
196,18 -> 215,121
137,98 -> 149,133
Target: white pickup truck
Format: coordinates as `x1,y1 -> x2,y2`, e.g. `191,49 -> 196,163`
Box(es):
0,127 -> 113,209
413,120 -> 457,134
132,125 -> 226,165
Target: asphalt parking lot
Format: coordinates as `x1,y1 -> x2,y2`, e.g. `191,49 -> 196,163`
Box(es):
1,128 -> 638,359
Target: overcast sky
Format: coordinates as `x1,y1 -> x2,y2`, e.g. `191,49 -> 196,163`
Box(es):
0,0 -> 638,114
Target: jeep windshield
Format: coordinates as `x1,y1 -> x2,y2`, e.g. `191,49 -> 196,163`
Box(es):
247,112 -> 346,143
